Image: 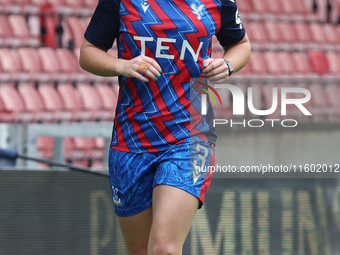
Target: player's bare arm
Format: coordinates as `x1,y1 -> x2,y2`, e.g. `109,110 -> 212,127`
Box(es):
202,33 -> 251,84
79,39 -> 162,82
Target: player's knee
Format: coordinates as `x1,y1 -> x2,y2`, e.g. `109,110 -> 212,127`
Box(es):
149,241 -> 180,255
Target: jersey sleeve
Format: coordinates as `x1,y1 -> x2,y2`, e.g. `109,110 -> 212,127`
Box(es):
215,0 -> 246,47
84,0 -> 120,50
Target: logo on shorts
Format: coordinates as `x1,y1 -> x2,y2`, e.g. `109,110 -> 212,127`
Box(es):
191,3 -> 205,20
112,186 -> 122,206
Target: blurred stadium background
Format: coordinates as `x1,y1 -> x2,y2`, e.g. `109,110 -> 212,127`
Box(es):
1,0 -> 340,254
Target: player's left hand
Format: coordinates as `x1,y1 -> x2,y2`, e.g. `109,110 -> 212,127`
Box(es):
202,58 -> 229,84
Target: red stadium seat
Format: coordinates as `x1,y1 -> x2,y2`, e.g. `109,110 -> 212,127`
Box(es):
322,24 -> 339,45
55,48 -> 86,82
309,23 -> 326,45
57,83 -> 91,121
8,15 -> 39,47
277,22 -> 297,51
37,47 -> 59,72
0,15 -> 20,47
326,52 -> 340,76
37,136 -> 54,158
294,0 -> 311,16
246,22 -> 268,50
38,84 -> 72,121
264,0 -> 281,14
0,0 -> 13,13
80,17 -> 91,30
251,0 -> 267,14
17,48 -> 48,81
72,159 -> 90,168
65,17 -> 86,49
0,0 -> 36,15
38,3 -> 57,48
17,83 -> 53,122
95,137 -> 105,149
0,83 -> 32,122
293,23 -> 312,46
74,137 -> 104,159
77,83 -> 112,121
91,159 -> 104,170
64,137 -> 86,160
277,22 -> 297,43
291,52 -> 312,75
276,52 -> 296,76
248,51 -> 268,76
62,0 -> 82,9
237,0 -> 252,14
0,15 -> 9,46
279,0 -> 294,15
0,61 -> 7,82
73,137 -> 94,158
308,51 -> 329,76
95,84 -> 119,115
241,20 -> 251,36
315,0 -> 328,22
30,0 -> 50,6
264,21 -> 282,43
0,48 -> 27,81
90,137 -> 107,161
0,89 -> 15,122
57,0 -> 93,16
263,52 -> 281,76
83,0 -> 97,10
37,48 -> 68,81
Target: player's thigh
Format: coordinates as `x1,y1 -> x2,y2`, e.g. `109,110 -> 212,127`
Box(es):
147,185 -> 199,255
147,140 -> 215,254
118,206 -> 153,255
109,148 -> 158,254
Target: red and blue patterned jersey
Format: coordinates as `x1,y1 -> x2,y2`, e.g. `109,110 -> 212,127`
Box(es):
85,0 -> 245,153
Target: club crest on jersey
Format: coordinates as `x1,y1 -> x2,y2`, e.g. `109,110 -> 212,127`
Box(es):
191,3 -> 205,20
141,0 -> 150,12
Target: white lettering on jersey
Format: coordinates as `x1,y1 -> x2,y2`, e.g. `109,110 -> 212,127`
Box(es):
156,38 -> 176,59
134,36 -> 203,62
134,36 -> 153,55
180,40 -> 203,62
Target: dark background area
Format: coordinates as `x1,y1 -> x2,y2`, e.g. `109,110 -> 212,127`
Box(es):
0,171 -> 339,255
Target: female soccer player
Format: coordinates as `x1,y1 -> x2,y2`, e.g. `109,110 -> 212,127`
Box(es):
80,0 -> 250,254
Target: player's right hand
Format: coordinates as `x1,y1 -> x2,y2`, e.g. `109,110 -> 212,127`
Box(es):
119,55 -> 162,82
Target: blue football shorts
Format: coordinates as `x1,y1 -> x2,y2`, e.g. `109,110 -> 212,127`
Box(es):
108,139 -> 215,217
